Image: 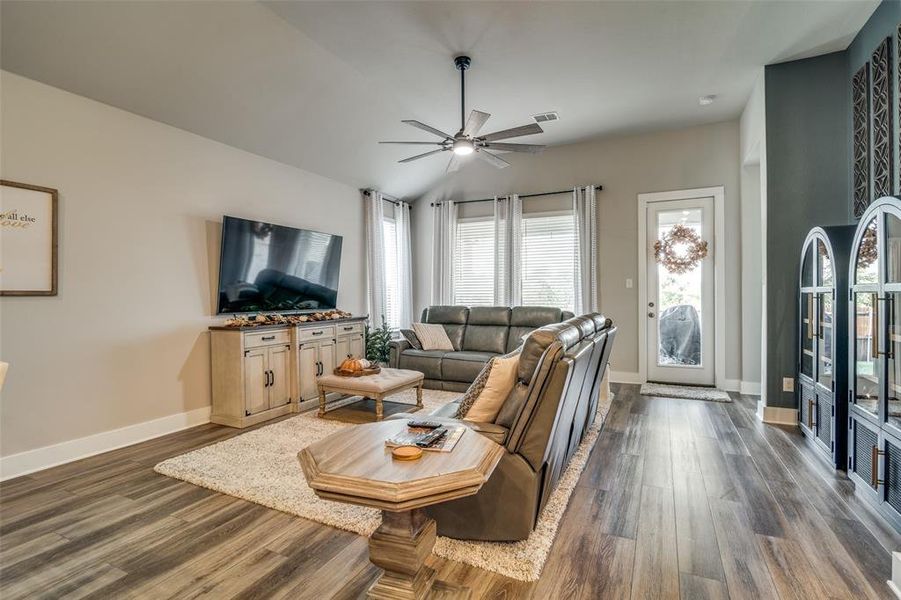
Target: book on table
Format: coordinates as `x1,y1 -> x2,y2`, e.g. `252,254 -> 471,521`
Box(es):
385,425 -> 466,452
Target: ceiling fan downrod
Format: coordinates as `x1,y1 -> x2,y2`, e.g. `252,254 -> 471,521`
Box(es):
454,55 -> 471,134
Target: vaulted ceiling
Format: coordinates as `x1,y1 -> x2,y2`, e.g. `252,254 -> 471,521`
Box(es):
1,1 -> 878,199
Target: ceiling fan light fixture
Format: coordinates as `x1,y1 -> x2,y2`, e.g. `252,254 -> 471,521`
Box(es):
452,139 -> 474,155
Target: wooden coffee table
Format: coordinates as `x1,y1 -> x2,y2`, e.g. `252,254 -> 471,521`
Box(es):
316,368 -> 424,421
299,419 -> 504,599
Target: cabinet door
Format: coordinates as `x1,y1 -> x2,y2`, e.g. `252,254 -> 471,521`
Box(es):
244,348 -> 269,415
319,340 -> 336,375
267,345 -> 291,409
850,415 -> 880,493
799,382 -> 814,435
335,337 -> 350,362
350,334 -> 365,360
800,292 -> 814,378
816,293 -> 833,390
853,292 -> 880,419
298,344 -> 319,401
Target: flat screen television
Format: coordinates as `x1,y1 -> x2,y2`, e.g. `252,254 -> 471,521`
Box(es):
216,215 -> 342,314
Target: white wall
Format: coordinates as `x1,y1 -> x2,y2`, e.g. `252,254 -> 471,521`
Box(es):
739,71 -> 767,400
413,120 -> 744,383
0,72 -> 366,463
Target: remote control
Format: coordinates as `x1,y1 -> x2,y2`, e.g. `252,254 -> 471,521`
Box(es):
407,420 -> 442,429
415,427 -> 448,448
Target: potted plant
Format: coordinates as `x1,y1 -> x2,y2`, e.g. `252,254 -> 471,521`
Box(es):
365,317 -> 392,366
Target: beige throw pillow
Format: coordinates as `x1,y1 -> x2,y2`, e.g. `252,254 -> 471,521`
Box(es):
411,322 -> 454,351
465,354 -> 520,423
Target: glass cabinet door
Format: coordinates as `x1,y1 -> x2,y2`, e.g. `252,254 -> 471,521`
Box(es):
889,294 -> 901,430
887,214 -> 901,283
855,292 -> 880,417
802,245 -> 814,287
817,293 -> 833,389
856,218 -> 879,284
801,292 -> 814,378
818,239 -> 833,287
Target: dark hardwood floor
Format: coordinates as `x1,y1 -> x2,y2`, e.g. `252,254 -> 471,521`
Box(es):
1,384 -> 898,599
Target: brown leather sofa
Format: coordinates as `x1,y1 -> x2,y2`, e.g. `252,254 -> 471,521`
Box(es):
391,312 -> 616,541
388,305 -> 574,392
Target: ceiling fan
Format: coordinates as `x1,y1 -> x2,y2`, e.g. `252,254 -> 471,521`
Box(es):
380,55 -> 546,172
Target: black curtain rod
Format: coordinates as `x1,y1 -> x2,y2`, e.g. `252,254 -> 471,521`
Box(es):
360,189 -> 409,208
429,184 -> 603,207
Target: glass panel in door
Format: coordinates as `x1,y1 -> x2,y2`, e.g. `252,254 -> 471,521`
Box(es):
855,292 -> 880,417
887,214 -> 901,283
888,293 -> 901,429
817,240 -> 833,287
856,218 -> 879,284
817,293 -> 833,389
802,245 -> 814,287
656,208 -> 702,368
801,292 -> 814,378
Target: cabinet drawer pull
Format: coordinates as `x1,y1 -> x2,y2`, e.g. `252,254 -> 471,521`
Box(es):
343,326 -> 354,331
871,444 -> 885,488
261,335 -> 276,341
312,331 -> 324,336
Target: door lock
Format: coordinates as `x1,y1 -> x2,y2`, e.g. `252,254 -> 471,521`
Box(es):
648,312 -> 656,318
648,302 -> 655,308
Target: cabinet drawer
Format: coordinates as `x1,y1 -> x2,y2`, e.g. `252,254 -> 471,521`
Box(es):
297,325 -> 336,342
336,322 -> 364,336
244,329 -> 291,348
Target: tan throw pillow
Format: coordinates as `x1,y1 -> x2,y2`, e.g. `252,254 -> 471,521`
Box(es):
464,354 -> 520,423
411,322 -> 454,351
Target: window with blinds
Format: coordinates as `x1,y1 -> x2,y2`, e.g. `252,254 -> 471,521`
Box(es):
454,219 -> 495,306
521,213 -> 575,311
382,218 -> 401,329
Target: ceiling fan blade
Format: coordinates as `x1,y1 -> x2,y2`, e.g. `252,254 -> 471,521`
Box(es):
399,148 -> 447,163
462,110 -> 491,137
482,142 -> 545,153
380,141 -> 446,145
446,153 -> 463,173
479,122 -> 544,142
402,120 -> 452,139
475,149 -> 510,169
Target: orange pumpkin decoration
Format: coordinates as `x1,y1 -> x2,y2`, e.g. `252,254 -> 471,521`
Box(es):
339,357 -> 365,372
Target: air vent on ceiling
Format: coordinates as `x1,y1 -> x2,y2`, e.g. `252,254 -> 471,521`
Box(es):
532,111 -> 559,123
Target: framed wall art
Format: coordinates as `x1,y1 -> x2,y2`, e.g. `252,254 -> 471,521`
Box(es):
1,180 -> 58,296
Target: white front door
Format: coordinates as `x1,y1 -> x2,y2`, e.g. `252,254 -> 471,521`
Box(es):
646,196 -> 715,385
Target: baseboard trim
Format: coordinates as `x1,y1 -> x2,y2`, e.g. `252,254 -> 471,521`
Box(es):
0,406 -> 211,481
758,405 -> 797,426
740,381 -> 762,395
610,370 -> 642,384
722,379 -> 740,392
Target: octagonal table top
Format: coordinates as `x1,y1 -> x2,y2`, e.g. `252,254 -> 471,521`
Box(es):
299,419 -> 504,512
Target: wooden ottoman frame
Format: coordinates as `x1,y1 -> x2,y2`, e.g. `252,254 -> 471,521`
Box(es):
317,368 -> 424,421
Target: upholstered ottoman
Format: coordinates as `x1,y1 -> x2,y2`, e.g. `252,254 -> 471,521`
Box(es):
316,368 -> 424,421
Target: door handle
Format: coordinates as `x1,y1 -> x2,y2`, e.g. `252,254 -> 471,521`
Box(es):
648,312 -> 655,318
269,370 -> 274,387
264,369 -> 270,387
316,361 -> 322,376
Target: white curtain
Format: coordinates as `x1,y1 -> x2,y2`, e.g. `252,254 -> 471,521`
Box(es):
493,194 -> 522,306
394,202 -> 414,329
431,200 -> 457,305
364,190 -> 387,324
573,185 -> 598,314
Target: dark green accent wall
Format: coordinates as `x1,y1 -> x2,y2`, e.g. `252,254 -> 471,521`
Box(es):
764,0 -> 901,409
765,52 -> 850,408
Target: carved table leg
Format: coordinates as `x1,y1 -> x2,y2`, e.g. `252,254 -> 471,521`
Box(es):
367,509 -> 470,600
376,394 -> 384,421
416,384 -> 423,408
318,387 -> 326,417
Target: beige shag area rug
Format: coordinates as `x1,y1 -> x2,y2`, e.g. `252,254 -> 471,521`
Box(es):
640,382 -> 731,402
155,387 -> 613,582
